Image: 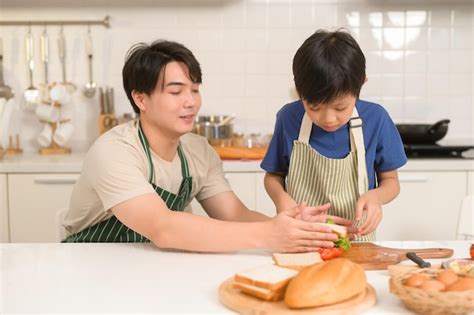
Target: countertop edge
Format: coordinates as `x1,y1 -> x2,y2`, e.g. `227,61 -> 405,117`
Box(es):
0,154 -> 473,173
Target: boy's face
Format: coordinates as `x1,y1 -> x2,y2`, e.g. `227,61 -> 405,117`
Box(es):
302,94 -> 356,132
136,61 -> 201,137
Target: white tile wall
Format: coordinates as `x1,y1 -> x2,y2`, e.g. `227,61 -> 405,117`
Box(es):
0,0 -> 473,153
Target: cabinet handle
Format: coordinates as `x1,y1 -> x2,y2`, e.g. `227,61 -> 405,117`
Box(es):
34,178 -> 77,185
399,175 -> 429,183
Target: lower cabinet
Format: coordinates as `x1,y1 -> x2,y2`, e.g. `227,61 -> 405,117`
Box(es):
377,171 -> 467,241
1,174 -> 8,242
8,174 -> 79,242
190,172 -> 276,218
3,169 -> 471,242
468,171 -> 473,196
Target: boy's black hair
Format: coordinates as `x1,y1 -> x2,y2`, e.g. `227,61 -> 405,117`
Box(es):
122,40 -> 202,113
293,29 -> 366,106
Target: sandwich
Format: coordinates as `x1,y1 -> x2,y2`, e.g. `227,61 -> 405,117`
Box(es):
321,218 -> 351,251
284,258 -> 367,308
233,264 -> 298,301
272,252 -> 322,271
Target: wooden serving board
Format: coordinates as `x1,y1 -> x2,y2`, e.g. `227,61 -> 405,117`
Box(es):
219,278 -> 376,315
340,242 -> 454,270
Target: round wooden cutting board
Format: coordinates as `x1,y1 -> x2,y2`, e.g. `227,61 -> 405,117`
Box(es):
218,278 -> 376,314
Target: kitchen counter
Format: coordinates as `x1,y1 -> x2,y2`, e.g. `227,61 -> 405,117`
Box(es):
1,241 -> 470,313
1,152 -> 473,173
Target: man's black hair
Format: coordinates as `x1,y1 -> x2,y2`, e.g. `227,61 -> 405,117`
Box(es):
293,29 -> 366,106
122,40 -> 202,113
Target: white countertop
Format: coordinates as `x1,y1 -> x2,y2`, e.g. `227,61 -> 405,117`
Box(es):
1,153 -> 473,173
1,241 -> 470,313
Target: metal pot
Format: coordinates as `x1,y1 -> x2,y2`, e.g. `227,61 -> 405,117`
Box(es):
193,115 -> 234,140
396,119 -> 450,144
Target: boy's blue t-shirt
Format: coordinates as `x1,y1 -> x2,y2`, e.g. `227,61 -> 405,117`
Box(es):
260,99 -> 408,189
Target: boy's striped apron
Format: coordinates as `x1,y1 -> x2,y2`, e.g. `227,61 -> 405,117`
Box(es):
287,108 -> 375,241
63,122 -> 192,242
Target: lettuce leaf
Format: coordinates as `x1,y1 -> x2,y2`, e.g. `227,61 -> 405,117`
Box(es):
335,236 -> 351,251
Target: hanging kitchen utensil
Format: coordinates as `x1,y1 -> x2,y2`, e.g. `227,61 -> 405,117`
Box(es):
396,119 -> 450,144
0,38 -> 14,100
83,26 -> 96,98
105,87 -> 114,114
58,26 -> 76,93
40,27 -> 51,103
216,115 -> 235,127
23,27 -> 40,110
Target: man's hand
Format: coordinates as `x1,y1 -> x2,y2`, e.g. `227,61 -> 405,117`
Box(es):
262,205 -> 338,253
355,190 -> 383,235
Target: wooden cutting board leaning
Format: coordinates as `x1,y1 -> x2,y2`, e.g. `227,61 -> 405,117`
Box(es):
341,242 -> 454,270
219,278 -> 376,315
212,146 -> 267,160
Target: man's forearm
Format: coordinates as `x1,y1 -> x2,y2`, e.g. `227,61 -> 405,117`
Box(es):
152,211 -> 268,252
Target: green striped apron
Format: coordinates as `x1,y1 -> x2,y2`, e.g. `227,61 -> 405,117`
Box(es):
63,122 -> 192,242
287,108 -> 375,241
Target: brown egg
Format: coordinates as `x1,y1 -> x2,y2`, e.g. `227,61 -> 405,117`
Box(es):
420,280 -> 446,292
404,274 -> 428,287
445,277 -> 474,292
437,270 -> 459,286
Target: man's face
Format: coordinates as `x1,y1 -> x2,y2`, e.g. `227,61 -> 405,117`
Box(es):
302,94 -> 356,132
140,61 -> 201,137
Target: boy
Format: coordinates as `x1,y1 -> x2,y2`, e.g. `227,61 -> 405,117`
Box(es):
261,30 -> 407,240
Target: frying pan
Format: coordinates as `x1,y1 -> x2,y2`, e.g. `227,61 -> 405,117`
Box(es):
396,119 -> 450,144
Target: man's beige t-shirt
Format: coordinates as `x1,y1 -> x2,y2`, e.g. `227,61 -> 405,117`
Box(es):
63,120 -> 231,236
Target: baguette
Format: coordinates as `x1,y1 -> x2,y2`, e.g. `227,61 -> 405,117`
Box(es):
284,258 -> 366,308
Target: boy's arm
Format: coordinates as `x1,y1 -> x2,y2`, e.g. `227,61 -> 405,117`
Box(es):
264,172 -> 298,213
111,193 -> 337,252
355,169 -> 401,235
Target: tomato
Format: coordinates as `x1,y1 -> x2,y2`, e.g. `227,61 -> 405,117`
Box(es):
319,247 -> 343,260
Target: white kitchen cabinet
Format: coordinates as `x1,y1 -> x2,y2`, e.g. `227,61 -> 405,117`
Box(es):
377,171 -> 467,241
1,174 -> 8,242
190,172 -> 276,218
8,174 -> 79,242
468,171 -> 474,195
190,172 -> 258,217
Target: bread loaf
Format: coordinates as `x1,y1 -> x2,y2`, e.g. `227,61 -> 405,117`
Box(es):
284,258 -> 366,308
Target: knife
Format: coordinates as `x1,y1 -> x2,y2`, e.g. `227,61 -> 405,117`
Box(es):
406,252 -> 431,268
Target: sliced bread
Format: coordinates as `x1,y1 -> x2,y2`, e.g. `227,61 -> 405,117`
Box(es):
234,264 -> 298,291
272,252 -> 322,271
232,282 -> 285,301
316,223 -> 347,237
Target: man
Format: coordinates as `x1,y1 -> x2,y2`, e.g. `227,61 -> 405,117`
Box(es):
63,40 -> 353,252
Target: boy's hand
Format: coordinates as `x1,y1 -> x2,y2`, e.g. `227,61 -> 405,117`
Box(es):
355,191 -> 383,235
293,202 -> 357,233
294,202 -> 330,222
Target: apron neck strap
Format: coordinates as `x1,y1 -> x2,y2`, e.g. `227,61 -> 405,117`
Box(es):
348,107 -> 368,195
137,121 -> 190,184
